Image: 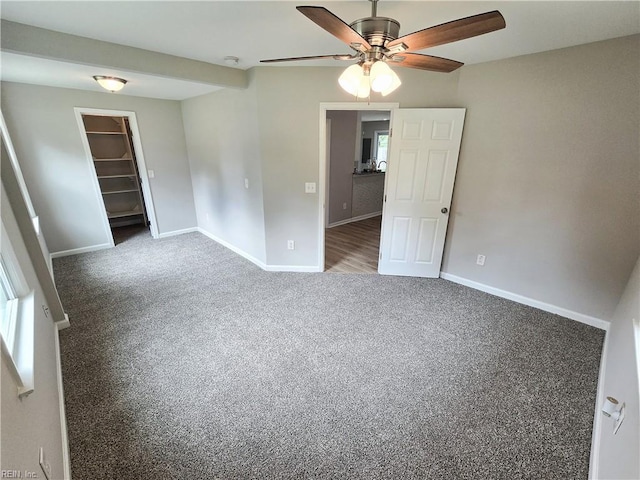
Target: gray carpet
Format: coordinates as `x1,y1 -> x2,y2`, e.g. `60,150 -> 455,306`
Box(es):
54,229 -> 604,479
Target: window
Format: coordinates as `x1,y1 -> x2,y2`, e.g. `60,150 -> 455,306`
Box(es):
0,222 -> 35,397
0,258 -> 19,351
374,130 -> 389,171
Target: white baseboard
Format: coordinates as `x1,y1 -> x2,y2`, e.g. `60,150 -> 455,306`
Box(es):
196,228 -> 321,273
440,272 -> 610,331
157,227 -> 198,239
327,211 -> 382,228
54,323 -> 71,480
196,227 -> 268,270
263,265 -> 322,273
50,242 -> 112,259
588,330 -> 609,479
56,313 -> 70,330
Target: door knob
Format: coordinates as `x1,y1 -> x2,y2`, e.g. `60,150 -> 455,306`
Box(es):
441,207 -> 449,214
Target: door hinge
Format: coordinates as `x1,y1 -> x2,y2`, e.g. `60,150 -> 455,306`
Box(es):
390,128 -> 393,137
384,195 -> 387,202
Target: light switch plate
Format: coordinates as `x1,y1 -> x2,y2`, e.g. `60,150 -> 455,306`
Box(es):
305,182 -> 316,194
148,169 -> 155,179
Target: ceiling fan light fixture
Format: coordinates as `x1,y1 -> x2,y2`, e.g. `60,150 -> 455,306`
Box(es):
380,69 -> 401,96
370,60 -> 394,92
338,64 -> 365,96
93,76 -> 127,92
356,73 -> 371,98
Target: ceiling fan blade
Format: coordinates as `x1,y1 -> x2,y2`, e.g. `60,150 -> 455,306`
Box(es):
297,6 -> 372,52
261,54 -> 358,63
387,11 -> 505,52
390,53 -> 463,73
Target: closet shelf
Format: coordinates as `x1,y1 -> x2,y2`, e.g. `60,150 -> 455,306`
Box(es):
102,189 -> 138,195
107,208 -> 144,219
97,174 -> 137,179
93,157 -> 133,162
85,131 -> 127,135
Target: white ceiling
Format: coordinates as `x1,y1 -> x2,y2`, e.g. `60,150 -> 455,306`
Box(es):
1,1 -> 639,100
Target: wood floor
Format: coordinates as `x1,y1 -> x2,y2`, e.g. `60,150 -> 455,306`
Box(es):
325,216 -> 381,274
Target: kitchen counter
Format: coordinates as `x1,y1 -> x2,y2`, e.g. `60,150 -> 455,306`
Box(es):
352,172 -> 385,217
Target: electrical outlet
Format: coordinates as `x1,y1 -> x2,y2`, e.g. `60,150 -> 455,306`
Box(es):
287,240 -> 295,250
342,202 -> 347,210
305,182 -> 316,194
476,254 -> 486,266
244,178 -> 249,189
39,447 -> 52,480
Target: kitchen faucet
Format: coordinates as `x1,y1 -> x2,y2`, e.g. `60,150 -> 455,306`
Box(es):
377,160 -> 387,171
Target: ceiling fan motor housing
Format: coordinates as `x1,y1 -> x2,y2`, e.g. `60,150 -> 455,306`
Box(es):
350,17 -> 400,48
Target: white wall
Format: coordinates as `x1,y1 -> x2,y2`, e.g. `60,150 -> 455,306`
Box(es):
446,34 -> 640,320
1,82 -> 197,254
594,257 -> 640,479
1,186 -> 66,480
181,71 -> 266,264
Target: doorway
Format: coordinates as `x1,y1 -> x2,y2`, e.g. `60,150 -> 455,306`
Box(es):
319,104 -> 466,278
319,102 -> 398,273
75,108 -> 158,246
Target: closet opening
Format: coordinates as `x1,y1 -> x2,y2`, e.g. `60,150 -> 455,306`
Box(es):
76,109 -> 158,246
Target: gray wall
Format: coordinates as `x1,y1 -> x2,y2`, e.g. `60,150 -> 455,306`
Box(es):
446,34 -> 640,319
253,66 -> 459,268
595,256 -> 640,479
241,35 -> 638,319
1,82 -> 197,253
181,71 -> 266,263
1,186 -> 66,479
2,34 -> 637,322
327,110 -> 357,225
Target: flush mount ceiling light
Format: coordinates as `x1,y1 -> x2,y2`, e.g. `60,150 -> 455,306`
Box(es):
93,76 -> 127,92
261,0 -> 505,99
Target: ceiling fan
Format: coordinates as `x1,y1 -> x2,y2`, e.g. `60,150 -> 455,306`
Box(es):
261,0 -> 506,97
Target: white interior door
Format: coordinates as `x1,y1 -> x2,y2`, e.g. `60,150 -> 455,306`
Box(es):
378,108 -> 466,277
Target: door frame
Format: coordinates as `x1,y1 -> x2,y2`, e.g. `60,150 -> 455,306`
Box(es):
74,107 -> 159,244
318,102 -> 399,271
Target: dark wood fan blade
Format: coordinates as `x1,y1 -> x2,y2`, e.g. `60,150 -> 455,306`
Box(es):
387,11 -> 505,52
390,53 -> 463,73
297,6 -> 372,51
261,54 -> 358,63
